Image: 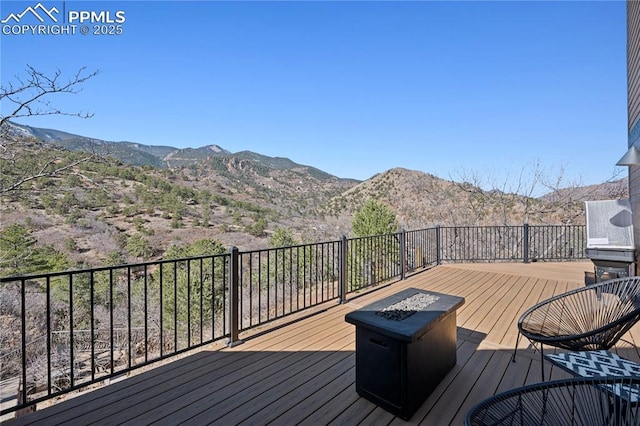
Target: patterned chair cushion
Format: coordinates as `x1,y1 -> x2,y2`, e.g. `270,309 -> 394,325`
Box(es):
545,350 -> 640,402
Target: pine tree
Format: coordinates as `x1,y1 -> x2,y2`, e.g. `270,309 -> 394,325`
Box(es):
352,199 -> 398,237
0,224 -> 37,274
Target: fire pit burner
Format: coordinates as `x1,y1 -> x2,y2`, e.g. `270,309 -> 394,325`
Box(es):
376,293 -> 440,321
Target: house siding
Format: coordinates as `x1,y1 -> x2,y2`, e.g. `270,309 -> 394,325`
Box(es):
628,0 -> 640,266
630,1 -> 640,133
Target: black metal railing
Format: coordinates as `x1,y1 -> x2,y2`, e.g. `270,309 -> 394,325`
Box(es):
234,240 -> 342,335
0,224 -> 586,416
437,224 -> 587,263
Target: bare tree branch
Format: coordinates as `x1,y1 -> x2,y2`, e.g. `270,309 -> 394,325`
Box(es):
448,161 -> 627,227
0,65 -> 100,129
1,153 -> 98,193
0,65 -> 101,193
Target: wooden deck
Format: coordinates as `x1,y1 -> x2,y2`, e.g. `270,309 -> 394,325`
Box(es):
7,261 -> 640,425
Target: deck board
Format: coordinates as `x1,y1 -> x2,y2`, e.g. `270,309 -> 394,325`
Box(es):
10,260 -> 640,426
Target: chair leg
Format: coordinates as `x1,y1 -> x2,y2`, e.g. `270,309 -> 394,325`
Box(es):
540,345 -> 545,382
512,331 -> 521,363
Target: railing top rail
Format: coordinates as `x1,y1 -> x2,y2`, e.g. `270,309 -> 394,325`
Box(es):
0,224 -> 586,282
439,225 -> 527,229
240,239 -> 342,256
348,232 -> 402,244
528,224 -> 584,228
0,252 -> 231,283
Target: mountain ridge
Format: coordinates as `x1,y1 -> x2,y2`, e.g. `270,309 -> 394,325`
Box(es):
1,122 -> 628,274
7,121 -> 345,181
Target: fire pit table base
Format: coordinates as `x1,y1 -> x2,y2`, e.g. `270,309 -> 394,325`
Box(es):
345,288 -> 465,420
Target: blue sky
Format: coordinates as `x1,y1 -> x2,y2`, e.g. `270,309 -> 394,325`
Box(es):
0,1 -> 629,191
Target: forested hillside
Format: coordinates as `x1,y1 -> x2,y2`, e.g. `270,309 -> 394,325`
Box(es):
0,134 -> 627,278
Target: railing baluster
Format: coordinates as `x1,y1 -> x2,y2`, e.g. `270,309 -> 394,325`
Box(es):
69,274 -> 74,389
159,265 -> 163,358
256,253 -> 261,324
211,256 -> 216,340
321,244 -> 325,299
20,278 -> 27,408
127,266 -> 132,369
199,259 -> 203,345
267,249 -> 271,321
187,260 -> 191,348
524,223 -> 530,263
46,276 -> 52,396
247,253 -> 253,327
315,243 -> 319,302
173,261 -> 177,353
400,229 -> 406,280
339,235 -> 347,303
222,255 -> 228,337
283,248 -> 287,315
144,264 -> 149,363
109,268 -> 114,374
288,246 -> 293,313
239,254 -> 244,331
296,245 -> 300,311
227,246 -> 240,347
90,271 -> 95,382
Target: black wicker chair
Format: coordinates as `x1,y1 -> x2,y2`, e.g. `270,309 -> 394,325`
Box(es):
465,376 -> 640,426
513,276 -> 640,379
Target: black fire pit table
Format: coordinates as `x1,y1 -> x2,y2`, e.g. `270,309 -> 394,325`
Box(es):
345,287 -> 465,420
